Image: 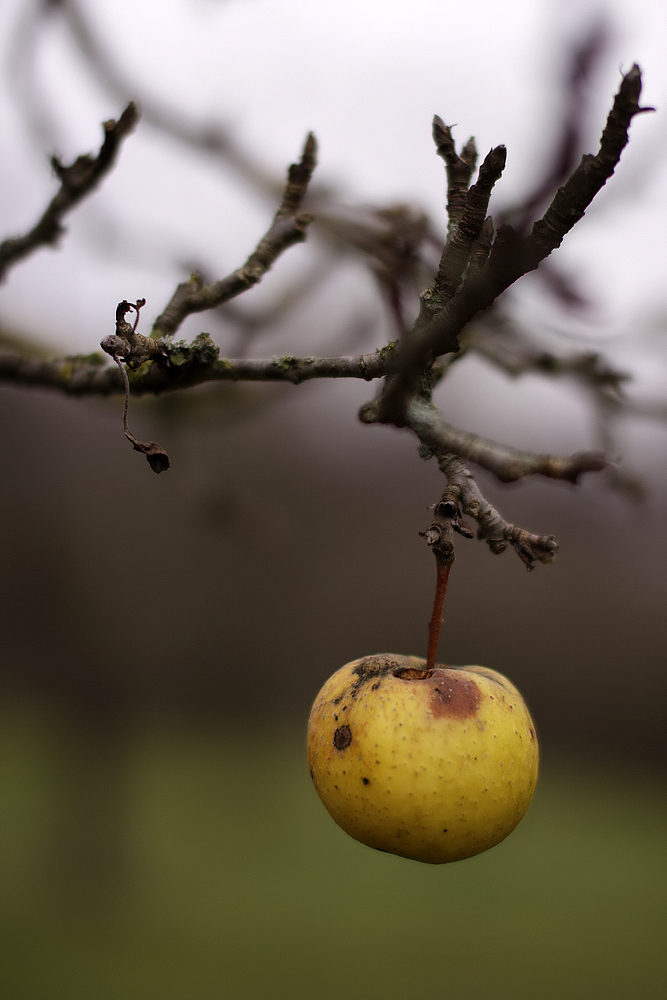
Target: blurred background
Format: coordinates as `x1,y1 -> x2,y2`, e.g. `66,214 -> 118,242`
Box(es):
0,1 -> 666,997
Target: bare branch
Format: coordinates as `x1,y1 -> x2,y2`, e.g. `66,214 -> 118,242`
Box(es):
530,65 -> 653,256
0,48 -> 648,513
0,345 -> 393,397
361,396 -> 607,484
57,0 -> 435,296
0,103 -> 138,281
151,134 -> 317,339
468,317 -> 630,392
436,454 -> 559,569
377,65 -> 650,424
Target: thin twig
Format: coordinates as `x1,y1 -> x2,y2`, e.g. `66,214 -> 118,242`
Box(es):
437,455 -> 559,569
361,396 -> 608,483
0,103 -> 138,282
467,317 -> 630,391
151,134 -> 317,339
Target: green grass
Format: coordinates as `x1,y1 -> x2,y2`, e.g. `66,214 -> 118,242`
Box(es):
0,702 -> 665,999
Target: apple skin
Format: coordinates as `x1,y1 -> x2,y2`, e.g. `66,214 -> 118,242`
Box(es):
307,654 -> 538,864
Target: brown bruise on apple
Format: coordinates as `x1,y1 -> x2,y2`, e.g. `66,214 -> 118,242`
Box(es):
327,657 -> 482,754
395,666 -> 481,719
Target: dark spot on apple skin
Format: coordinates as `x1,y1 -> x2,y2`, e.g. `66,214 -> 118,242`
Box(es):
333,725 -> 352,750
362,777 -> 370,785
371,682 -> 380,691
529,726 -> 536,741
354,657 -> 395,683
352,655 -> 404,696
428,669 -> 480,718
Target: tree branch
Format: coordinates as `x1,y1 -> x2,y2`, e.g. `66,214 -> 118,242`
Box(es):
361,396 -> 607,484
467,317 -> 630,392
435,454 -> 559,569
530,64 -> 652,257
0,345 -> 393,396
0,53 -> 644,515
151,134 -> 317,338
376,65 -> 651,424
0,103 -> 138,282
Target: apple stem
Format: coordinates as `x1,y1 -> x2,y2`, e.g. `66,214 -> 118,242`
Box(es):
426,559 -> 451,671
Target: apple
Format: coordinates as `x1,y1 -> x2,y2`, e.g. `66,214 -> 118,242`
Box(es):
307,653 -> 538,863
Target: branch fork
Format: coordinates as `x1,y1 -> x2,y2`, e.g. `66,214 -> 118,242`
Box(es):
96,132 -> 319,473
0,67 -> 650,548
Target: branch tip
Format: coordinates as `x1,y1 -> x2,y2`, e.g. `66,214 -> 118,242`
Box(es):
302,131 -> 317,164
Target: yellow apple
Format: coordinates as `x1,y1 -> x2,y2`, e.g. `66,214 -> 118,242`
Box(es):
307,653 -> 538,863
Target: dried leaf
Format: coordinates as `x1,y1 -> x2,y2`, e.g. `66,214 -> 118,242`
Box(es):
131,440 -> 170,474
